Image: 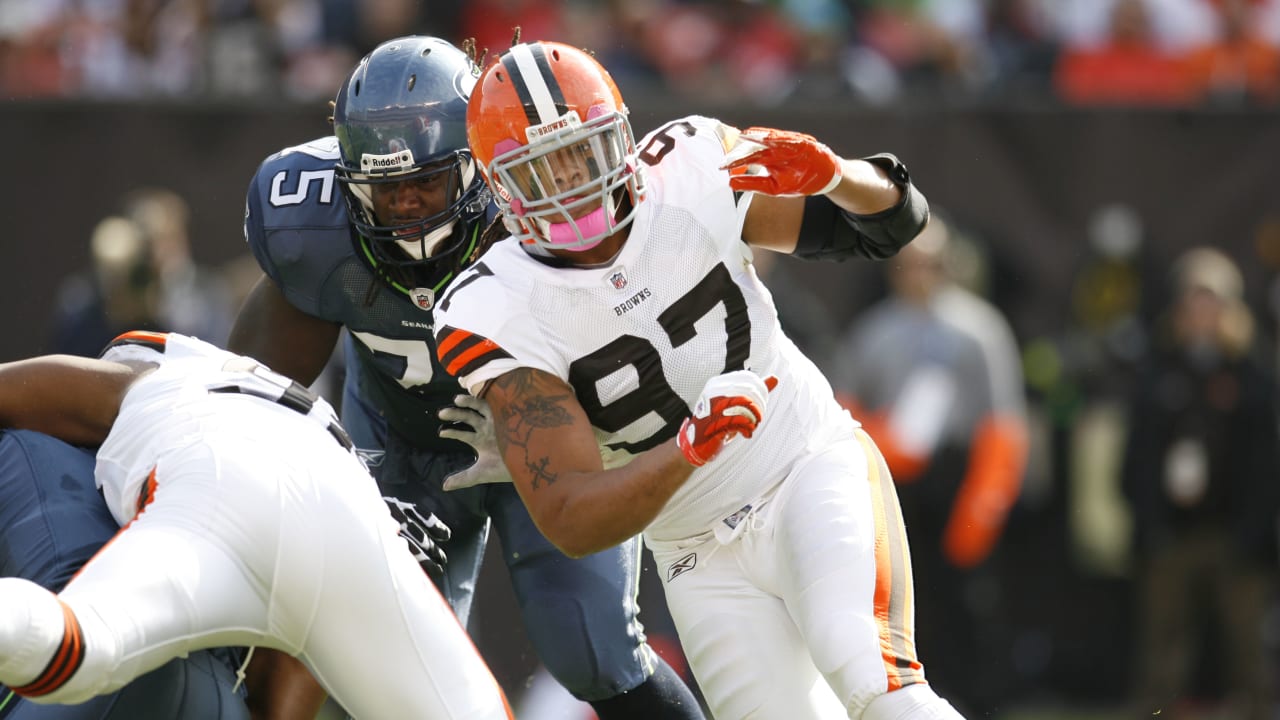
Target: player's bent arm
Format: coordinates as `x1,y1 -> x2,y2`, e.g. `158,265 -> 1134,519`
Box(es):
743,157 -> 913,255
0,355 -> 140,446
227,274 -> 342,386
481,367 -> 695,558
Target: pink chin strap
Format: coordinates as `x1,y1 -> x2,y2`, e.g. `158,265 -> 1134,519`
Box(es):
546,206 -> 613,250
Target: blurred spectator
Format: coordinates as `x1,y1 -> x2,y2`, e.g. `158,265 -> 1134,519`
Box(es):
851,0 -> 991,102
1185,0 -> 1280,106
459,0 -> 564,63
68,0 -> 204,98
9,0 -> 1280,109
50,188 -> 235,356
122,187 -> 235,345
1054,0 -> 1199,106
1062,203 -> 1151,575
1121,246 -> 1279,720
637,2 -> 726,99
982,0 -> 1061,101
829,214 -> 1029,715
1049,0 -> 1217,52
633,0 -> 805,105
0,0 -> 72,96
773,0 -> 851,100
51,214 -> 161,356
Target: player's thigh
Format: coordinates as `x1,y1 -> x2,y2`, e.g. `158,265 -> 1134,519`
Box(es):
59,512 -> 272,689
489,483 -> 653,699
653,539 -> 830,720
774,434 -> 921,714
60,443 -> 296,685
300,502 -> 507,720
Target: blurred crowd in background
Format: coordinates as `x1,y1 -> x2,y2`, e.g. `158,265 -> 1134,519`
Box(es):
5,0 -> 1280,108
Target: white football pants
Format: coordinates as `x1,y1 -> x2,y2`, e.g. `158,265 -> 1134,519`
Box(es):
0,420 -> 510,720
650,429 -> 963,719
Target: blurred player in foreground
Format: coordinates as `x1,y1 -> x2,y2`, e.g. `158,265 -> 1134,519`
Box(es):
433,40 -> 964,720
0,331 -> 511,720
0,429 -> 250,720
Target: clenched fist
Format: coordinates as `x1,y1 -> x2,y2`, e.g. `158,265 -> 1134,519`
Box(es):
678,370 -> 779,467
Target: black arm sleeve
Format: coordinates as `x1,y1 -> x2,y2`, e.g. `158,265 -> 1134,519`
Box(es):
792,153 -> 929,262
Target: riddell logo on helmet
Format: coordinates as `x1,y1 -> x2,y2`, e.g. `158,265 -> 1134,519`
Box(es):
362,151 -> 414,172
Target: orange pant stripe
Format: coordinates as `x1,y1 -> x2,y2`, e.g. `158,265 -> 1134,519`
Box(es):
857,428 -> 926,690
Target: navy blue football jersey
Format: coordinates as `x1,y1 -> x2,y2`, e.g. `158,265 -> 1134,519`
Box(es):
243,136 -> 486,450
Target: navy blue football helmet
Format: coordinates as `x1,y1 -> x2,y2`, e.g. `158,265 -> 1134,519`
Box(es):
332,36 -> 490,290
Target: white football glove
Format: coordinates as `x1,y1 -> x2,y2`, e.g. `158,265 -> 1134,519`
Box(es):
438,394 -> 512,491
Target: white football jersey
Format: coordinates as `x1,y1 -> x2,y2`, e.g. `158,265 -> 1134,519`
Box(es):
436,115 -> 858,542
96,332 -> 346,526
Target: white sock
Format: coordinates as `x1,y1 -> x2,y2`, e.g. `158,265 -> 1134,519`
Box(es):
0,577 -> 66,688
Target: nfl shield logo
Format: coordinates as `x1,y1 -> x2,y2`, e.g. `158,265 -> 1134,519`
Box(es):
410,287 -> 435,310
608,269 -> 628,290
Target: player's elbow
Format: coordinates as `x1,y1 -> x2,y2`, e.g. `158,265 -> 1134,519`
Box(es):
536,513 -> 599,559
534,504 -> 612,559
553,537 -> 597,560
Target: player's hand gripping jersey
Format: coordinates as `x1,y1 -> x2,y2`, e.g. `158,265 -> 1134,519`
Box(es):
436,116 -> 859,542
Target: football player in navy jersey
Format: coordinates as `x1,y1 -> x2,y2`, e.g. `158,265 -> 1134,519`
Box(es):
228,36 -> 705,719
0,429 -> 251,720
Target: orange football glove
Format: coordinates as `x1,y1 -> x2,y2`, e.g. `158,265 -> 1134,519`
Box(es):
678,371 -> 780,467
721,127 -> 844,197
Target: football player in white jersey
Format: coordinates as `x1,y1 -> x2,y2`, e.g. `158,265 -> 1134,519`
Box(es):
0,331 -> 512,720
432,41 -> 966,720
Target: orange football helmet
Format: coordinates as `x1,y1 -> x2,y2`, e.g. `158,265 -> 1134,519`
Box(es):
466,41 -> 645,252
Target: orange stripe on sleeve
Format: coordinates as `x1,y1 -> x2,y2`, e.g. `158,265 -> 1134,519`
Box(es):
446,338 -> 503,377
436,327 -> 471,358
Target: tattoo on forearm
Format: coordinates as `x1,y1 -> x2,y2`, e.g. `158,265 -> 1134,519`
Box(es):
491,369 -> 576,490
